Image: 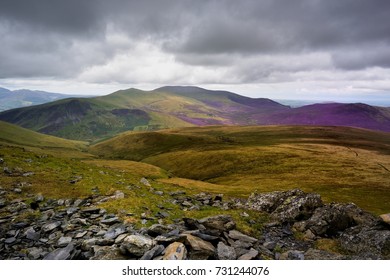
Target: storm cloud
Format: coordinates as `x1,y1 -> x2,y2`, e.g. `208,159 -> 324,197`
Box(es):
1,0 -> 390,101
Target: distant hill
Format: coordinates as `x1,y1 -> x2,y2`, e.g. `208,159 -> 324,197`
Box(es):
0,120 -> 87,157
0,86 -> 390,141
0,87 -> 80,111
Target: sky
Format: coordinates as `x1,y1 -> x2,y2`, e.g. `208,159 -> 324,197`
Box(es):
1,0 -> 390,104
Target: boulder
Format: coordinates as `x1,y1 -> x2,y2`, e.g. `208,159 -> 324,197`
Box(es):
163,242 -> 187,260
121,235 -> 155,257
184,234 -> 215,260
339,226 -> 390,259
297,203 -> 380,237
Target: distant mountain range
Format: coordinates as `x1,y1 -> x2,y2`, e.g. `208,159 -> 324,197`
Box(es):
0,87 -> 81,111
0,86 -> 389,141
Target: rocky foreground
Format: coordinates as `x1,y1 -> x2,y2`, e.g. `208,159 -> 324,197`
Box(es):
1,187 -> 389,260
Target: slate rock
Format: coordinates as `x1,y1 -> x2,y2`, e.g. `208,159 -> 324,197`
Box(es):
184,234 -> 215,260
140,244 -> 165,260
91,246 -> 128,260
279,250 -> 305,260
198,215 -> 236,232
298,203 -> 380,237
42,221 -> 62,232
140,177 -> 151,187
217,242 -> 237,260
43,243 -> 74,260
100,216 -> 120,225
271,192 -> 323,223
121,235 -> 155,257
104,224 -> 126,240
339,226 -> 390,258
238,248 -> 259,260
163,242 -> 187,260
228,230 -> 257,244
147,224 -> 175,237
25,228 -> 40,241
58,236 -> 72,247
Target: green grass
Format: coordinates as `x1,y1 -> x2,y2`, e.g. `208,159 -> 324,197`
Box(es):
90,125 -> 390,214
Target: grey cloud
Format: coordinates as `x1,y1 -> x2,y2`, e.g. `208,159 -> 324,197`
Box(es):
1,0 -> 390,81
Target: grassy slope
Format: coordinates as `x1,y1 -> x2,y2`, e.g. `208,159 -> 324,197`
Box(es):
90,125 -> 390,214
0,120 -> 88,157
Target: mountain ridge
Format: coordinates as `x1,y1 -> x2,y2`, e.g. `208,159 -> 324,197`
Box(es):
0,86 -> 390,141
0,87 -> 82,112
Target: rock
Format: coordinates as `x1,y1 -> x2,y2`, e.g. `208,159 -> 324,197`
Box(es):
58,236 -> 72,247
42,221 -> 62,232
73,198 -> 86,207
182,201 -> 193,207
198,215 -> 236,233
81,238 -> 97,251
66,207 -> 79,216
27,247 -> 43,260
304,249 -> 344,260
279,250 -> 305,260
121,235 -> 155,257
75,231 -> 88,239
140,177 -> 151,187
339,226 -> 390,258
217,242 -> 237,260
0,198 -> 7,208
0,158 -> 3,164
104,224 -> 126,240
247,189 -> 305,212
81,207 -> 101,215
114,190 -> 125,199
238,248 -> 259,260
147,224 -> 175,237
228,230 -> 257,244
91,246 -> 128,260
25,228 -> 40,241
163,242 -> 187,260
43,243 -> 74,260
5,237 -> 16,244
298,203 -> 379,237
184,234 -> 215,260
140,245 -> 165,260
191,231 -> 220,242
380,213 -> 390,225
35,194 -> 44,202
271,193 -> 323,223
155,191 -> 164,196
101,216 -> 120,225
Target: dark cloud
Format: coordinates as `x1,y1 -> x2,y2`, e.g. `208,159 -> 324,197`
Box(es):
1,0 -> 390,82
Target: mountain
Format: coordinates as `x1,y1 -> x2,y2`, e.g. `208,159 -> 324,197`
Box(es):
0,86 -> 390,141
0,87 -> 80,111
0,86 -> 288,141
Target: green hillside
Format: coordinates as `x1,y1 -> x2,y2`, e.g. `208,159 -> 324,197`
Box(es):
90,126 -> 390,214
0,87 -> 286,141
0,120 -> 88,157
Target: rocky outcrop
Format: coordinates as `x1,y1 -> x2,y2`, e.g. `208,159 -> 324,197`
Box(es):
1,187 -> 389,260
